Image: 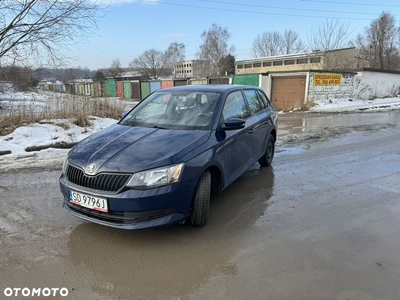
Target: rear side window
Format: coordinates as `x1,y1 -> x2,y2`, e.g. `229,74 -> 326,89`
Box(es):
243,89 -> 264,115
256,90 -> 271,108
223,91 -> 248,120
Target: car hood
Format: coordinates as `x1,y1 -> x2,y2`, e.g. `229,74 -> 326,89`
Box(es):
68,124 -> 210,173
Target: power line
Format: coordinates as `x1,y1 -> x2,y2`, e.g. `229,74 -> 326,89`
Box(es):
301,0 -> 400,7
145,0 -> 381,20
199,0 -> 395,16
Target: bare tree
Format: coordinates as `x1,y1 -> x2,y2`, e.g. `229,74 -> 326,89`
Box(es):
107,58 -> 123,78
165,42 -> 186,68
308,18 -> 351,51
218,54 -> 235,75
252,32 -> 283,57
129,43 -> 185,79
252,30 -> 304,58
282,30 -> 305,55
0,0 -> 103,67
307,18 -> 353,69
355,12 -> 400,70
94,70 -> 106,82
198,23 -> 235,76
0,65 -> 36,91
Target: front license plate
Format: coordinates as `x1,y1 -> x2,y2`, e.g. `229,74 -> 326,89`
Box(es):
69,190 -> 108,213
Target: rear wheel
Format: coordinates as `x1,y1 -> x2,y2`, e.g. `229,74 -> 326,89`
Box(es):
190,170 -> 211,226
258,135 -> 275,167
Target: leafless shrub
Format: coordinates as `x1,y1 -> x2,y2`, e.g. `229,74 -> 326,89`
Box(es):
300,101 -> 316,111
72,115 -> 90,128
0,93 -> 125,136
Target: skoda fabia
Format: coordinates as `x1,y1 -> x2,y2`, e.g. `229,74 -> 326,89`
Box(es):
59,85 -> 277,230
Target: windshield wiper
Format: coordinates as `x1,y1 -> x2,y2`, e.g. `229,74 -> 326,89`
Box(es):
152,125 -> 169,130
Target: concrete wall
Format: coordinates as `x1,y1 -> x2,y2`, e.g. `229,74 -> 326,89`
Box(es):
307,72 -> 356,101
354,71 -> 400,100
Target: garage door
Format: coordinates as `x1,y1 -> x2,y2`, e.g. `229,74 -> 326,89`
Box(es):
209,77 -> 229,84
174,79 -> 188,86
271,76 -> 306,111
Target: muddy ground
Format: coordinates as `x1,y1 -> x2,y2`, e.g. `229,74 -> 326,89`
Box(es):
0,111 -> 399,300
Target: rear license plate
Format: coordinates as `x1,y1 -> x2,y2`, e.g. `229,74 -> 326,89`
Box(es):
69,190 -> 108,213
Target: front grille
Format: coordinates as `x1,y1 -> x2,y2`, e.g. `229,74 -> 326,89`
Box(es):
66,164 -> 131,193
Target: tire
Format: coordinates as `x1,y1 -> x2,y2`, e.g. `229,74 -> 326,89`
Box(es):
258,134 -> 275,167
190,170 -> 211,227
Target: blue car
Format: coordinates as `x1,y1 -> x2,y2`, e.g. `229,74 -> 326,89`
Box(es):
59,85 -> 277,230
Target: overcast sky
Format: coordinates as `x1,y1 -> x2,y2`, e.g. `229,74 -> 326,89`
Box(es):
69,0 -> 400,70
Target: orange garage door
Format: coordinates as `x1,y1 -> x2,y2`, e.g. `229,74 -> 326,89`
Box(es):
271,76 -> 306,111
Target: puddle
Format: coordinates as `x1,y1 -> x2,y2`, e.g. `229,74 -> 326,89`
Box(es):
277,111 -> 399,145
279,111 -> 399,134
275,146 -> 304,156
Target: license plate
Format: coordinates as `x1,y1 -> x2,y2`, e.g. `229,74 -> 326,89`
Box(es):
69,190 -> 108,213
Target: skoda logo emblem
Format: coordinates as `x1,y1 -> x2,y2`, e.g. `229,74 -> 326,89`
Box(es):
86,163 -> 96,175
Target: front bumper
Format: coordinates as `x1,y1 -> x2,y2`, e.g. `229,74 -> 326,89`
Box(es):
59,174 -> 195,230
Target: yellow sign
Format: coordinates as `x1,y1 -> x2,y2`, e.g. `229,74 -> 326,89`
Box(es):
314,74 -> 342,86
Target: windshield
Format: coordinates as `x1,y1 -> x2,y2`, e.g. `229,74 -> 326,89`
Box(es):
120,90 -> 221,130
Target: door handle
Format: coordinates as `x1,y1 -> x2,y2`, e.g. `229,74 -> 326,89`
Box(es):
248,128 -> 255,134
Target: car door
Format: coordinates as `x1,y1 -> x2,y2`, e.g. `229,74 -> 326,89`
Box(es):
242,89 -> 271,161
216,90 -> 253,185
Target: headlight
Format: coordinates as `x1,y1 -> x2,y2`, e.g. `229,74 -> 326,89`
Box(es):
62,156 -> 69,174
126,163 -> 184,189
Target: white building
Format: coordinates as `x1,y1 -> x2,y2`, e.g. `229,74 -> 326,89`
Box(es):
173,60 -> 211,78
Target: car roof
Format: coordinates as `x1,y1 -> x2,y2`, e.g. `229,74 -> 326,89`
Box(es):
155,84 -> 260,93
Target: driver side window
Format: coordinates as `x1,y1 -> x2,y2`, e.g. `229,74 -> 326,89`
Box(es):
223,91 -> 248,120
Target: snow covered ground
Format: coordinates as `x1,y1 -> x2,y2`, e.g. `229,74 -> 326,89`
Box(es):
1,92 -> 400,172
0,116 -> 117,172
309,97 -> 400,113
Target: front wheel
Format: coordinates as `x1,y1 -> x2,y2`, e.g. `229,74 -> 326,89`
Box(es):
258,135 -> 275,167
190,170 -> 211,227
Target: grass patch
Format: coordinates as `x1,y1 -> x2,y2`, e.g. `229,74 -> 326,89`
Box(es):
72,115 -> 90,127
300,101 -> 316,111
25,141 -> 76,152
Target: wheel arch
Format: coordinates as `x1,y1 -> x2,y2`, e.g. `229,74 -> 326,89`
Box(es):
270,128 -> 277,142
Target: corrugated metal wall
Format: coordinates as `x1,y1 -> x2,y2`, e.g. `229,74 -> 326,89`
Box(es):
208,77 -> 230,85
107,78 -> 117,97
190,78 -> 207,85
123,81 -> 132,99
174,79 -> 188,86
102,81 -> 109,97
150,81 -> 161,93
44,74 -> 265,100
232,74 -> 259,86
131,81 -> 140,100
94,82 -> 102,97
161,80 -> 173,89
141,81 -> 150,100
117,81 -> 124,98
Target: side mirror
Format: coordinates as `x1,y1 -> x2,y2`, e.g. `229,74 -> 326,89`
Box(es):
121,112 -> 128,119
221,118 -> 245,130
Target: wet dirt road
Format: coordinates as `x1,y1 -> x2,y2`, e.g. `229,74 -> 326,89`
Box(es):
1,111 -> 400,300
